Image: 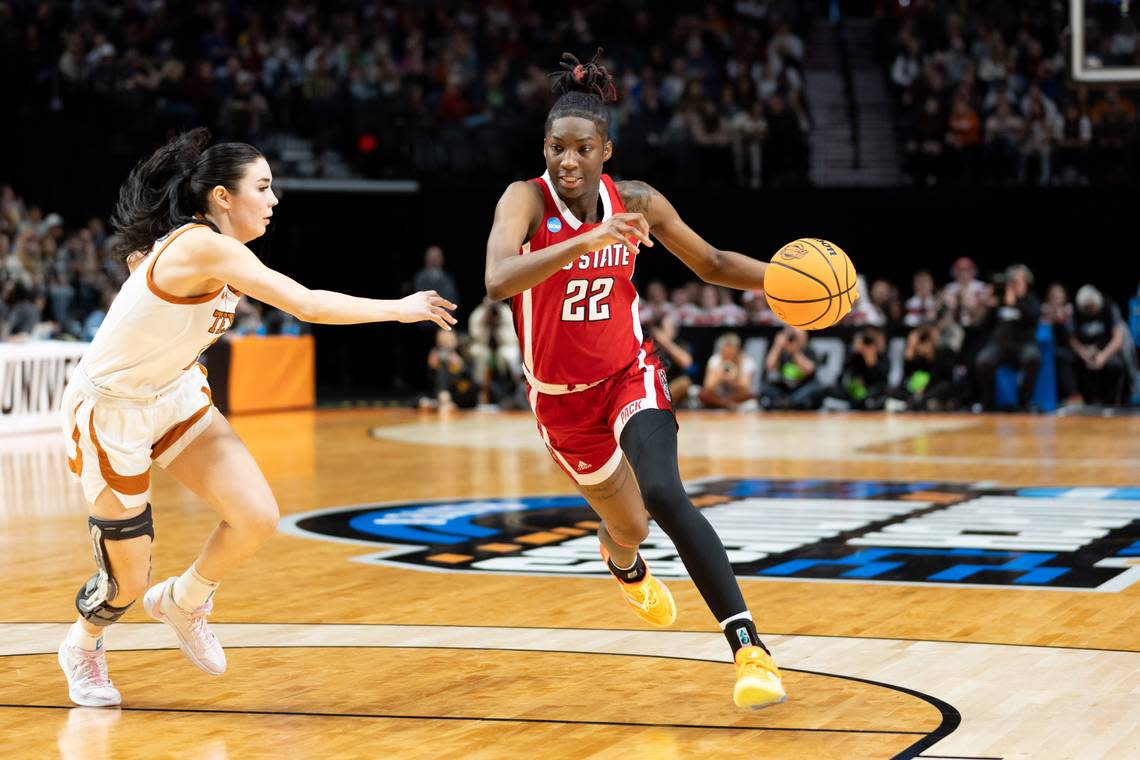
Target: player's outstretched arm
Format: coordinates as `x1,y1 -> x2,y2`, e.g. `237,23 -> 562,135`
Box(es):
618,180 -> 766,291
191,230 -> 457,329
484,181 -> 652,300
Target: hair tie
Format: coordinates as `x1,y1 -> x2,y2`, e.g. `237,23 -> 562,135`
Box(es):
573,64 -> 586,82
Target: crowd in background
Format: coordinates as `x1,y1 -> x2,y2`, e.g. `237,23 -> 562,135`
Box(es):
422,251 -> 1138,414
4,180 -> 1135,413
5,0 -> 1140,198
878,0 -> 1140,186
1,0 -> 812,189
0,184 -> 295,343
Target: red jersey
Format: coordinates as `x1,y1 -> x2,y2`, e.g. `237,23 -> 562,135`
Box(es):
511,171 -> 643,390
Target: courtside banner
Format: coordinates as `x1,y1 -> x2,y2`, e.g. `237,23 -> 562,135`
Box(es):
0,342 -> 87,434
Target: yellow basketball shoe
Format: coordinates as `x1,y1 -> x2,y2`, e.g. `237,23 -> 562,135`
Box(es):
733,646 -> 787,709
601,547 -> 677,627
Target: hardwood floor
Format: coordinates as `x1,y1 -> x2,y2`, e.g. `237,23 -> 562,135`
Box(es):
2,409 -> 1138,759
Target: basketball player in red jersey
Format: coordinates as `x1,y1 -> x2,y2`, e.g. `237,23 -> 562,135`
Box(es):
485,52 -> 796,709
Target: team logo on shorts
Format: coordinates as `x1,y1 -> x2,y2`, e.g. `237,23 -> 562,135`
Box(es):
658,369 -> 671,401
280,478 -> 1140,591
546,217 -> 563,233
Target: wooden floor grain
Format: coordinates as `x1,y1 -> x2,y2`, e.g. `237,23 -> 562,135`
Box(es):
2,409 -> 1138,759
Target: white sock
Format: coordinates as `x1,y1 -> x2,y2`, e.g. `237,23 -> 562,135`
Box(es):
172,565 -> 220,612
66,620 -> 103,651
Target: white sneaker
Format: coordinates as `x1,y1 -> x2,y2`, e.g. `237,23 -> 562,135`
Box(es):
58,640 -> 121,707
143,577 -> 227,675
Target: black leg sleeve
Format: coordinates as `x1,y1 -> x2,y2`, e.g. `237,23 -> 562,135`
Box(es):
619,409 -> 748,623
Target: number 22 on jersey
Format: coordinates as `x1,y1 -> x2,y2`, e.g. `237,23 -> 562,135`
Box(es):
561,277 -> 614,322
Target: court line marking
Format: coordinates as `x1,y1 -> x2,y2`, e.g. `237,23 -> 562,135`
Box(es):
367,418 -> 1140,468
15,623 -> 1138,758
10,619 -> 1138,655
1,630 -> 958,755
0,702 -> 927,736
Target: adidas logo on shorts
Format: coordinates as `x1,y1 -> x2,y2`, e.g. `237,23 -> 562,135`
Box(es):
576,461 -> 592,472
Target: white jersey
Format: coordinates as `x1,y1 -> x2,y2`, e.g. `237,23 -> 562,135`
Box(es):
78,223 -> 241,398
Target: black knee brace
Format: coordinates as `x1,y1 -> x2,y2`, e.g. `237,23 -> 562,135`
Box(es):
76,504 -> 154,627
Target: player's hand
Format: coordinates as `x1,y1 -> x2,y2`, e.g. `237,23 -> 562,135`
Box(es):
397,290 -> 458,330
586,212 -> 653,257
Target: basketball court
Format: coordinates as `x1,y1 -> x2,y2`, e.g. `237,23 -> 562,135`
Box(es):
2,408 -> 1138,759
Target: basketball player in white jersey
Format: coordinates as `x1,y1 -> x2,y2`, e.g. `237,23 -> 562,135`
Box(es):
58,128 -> 456,706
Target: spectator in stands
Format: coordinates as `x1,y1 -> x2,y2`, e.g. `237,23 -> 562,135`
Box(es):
1021,100 -> 1055,186
945,91 -> 983,183
891,323 -> 959,411
420,328 -> 477,412
1090,85 -> 1137,182
651,314 -> 695,405
670,282 -> 703,326
891,36 -> 922,95
730,99 -> 767,188
846,274 -> 886,326
743,289 -> 781,326
1042,282 -> 1080,405
870,278 -> 903,327
904,269 -> 939,327
985,99 -> 1025,184
467,295 -> 521,408
941,256 -> 989,329
760,326 -> 822,410
907,95 -> 947,185
412,245 -> 459,309
701,285 -> 746,327
639,280 -> 672,326
4,283 -> 46,341
1054,101 -> 1093,185
1071,284 -> 1129,405
827,327 -> 889,411
699,332 -> 757,411
974,264 -> 1042,410
763,93 -> 810,188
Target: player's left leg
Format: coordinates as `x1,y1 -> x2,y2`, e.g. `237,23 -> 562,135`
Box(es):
144,411 -> 280,675
620,407 -> 785,709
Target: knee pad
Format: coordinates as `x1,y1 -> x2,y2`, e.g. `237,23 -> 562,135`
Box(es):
76,504 -> 154,627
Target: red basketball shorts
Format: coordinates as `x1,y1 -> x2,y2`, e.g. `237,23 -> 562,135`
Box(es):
527,348 -> 674,486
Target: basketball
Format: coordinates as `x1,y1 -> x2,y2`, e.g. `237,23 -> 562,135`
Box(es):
763,238 -> 858,330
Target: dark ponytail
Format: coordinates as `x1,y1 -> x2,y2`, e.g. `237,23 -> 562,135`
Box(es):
546,49 -> 618,139
110,127 -> 264,261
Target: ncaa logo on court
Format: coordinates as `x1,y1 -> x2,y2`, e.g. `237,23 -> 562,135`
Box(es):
546,217 -> 563,233
280,478 -> 1140,592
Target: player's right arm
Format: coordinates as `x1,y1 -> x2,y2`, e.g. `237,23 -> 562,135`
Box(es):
187,229 -> 457,329
484,181 -> 652,301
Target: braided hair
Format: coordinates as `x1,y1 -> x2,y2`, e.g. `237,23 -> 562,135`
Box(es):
546,49 -> 618,139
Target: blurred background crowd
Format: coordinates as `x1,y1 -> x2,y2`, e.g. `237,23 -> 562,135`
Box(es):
3,0 -> 1140,414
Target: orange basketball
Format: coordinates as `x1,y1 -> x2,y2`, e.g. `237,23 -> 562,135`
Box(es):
763,238 -> 858,330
